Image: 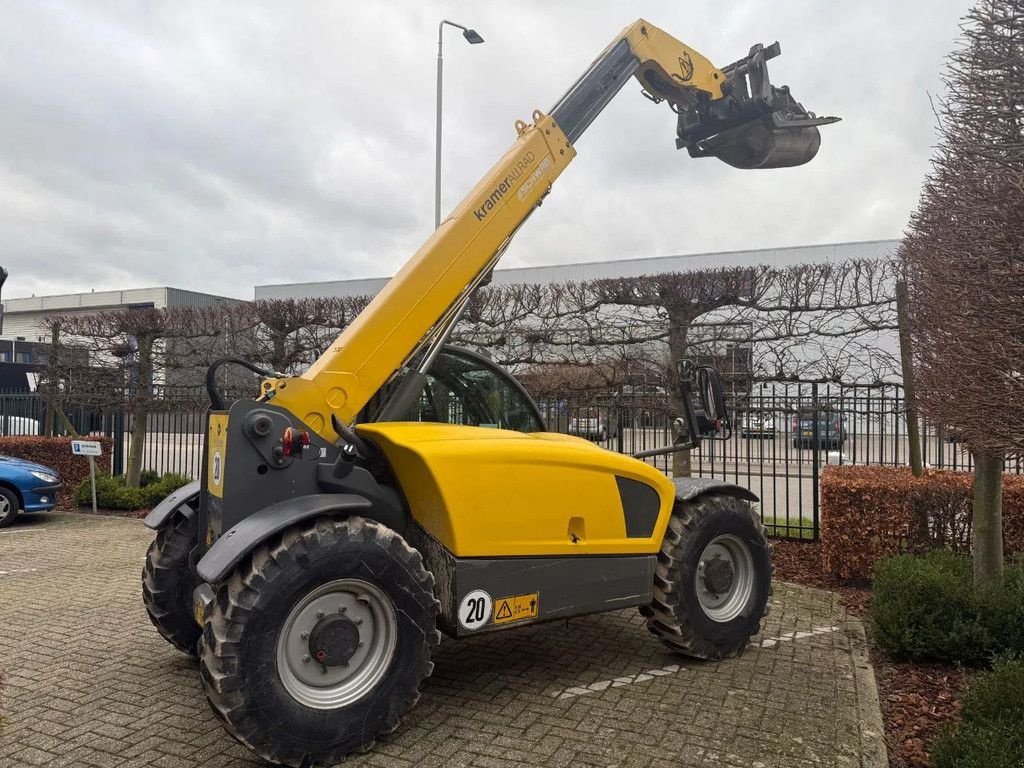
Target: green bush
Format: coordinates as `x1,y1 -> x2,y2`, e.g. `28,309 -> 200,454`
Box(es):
76,472 -> 192,511
140,473 -> 192,507
931,656 -> 1024,768
138,469 -> 160,487
871,551 -> 1024,664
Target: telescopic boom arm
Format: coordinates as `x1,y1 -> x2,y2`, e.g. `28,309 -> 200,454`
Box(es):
260,19 -> 837,441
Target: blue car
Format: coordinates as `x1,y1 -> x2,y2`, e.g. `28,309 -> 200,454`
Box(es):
0,456 -> 61,528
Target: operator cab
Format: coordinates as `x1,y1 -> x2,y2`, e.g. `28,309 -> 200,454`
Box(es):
362,346 -> 545,434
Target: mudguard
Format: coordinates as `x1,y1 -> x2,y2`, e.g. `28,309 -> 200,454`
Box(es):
143,480 -> 201,530
196,493 -> 373,583
673,477 -> 759,503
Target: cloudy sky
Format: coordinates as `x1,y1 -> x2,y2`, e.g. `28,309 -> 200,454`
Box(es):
2,0 -> 971,301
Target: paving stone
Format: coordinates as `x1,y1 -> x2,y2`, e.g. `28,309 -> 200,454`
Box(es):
0,512 -> 885,767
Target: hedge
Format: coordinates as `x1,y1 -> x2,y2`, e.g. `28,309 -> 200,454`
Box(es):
872,551 -> 1024,664
820,466 -> 1024,581
931,655 -> 1024,767
75,472 -> 191,511
0,436 -> 113,507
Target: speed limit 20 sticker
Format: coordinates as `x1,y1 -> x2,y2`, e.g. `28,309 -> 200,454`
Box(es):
458,590 -> 493,630
457,589 -> 541,630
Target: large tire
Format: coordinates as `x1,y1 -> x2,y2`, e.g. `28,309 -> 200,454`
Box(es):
198,516 -> 439,767
142,505 -> 201,655
640,494 -> 772,659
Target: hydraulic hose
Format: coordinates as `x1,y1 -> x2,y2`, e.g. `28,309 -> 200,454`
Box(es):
205,357 -> 281,410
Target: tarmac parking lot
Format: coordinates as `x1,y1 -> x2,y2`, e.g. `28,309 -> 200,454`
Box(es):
0,513 -> 885,768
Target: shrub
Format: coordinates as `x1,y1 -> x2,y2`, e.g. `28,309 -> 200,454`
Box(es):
872,551 -> 1024,664
76,472 -> 192,511
0,436 -> 113,507
820,466 -> 1024,581
931,656 -> 1024,768
138,469 -> 160,487
140,473 -> 192,507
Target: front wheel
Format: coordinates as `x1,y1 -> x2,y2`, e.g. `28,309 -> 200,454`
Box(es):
640,494 -> 772,659
0,486 -> 20,528
198,516 -> 439,767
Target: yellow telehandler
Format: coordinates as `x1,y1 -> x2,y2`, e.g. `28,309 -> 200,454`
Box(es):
142,19 -> 836,766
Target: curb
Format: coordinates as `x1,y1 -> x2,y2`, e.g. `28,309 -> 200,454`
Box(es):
846,614 -> 889,768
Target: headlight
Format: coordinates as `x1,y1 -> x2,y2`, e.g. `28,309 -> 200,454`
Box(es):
30,470 -> 58,484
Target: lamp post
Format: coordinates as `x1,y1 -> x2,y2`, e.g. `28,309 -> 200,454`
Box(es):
436,19 -> 484,229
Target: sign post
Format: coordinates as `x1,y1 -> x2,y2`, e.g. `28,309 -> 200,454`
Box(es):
71,440 -> 103,514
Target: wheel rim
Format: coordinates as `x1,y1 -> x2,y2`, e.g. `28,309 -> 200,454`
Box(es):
276,578 -> 397,709
0,495 -> 11,521
694,534 -> 755,622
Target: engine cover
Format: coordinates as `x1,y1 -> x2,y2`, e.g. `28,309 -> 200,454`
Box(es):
355,423 -> 676,558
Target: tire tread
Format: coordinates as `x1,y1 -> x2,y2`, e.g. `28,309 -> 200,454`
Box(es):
198,516 -> 439,767
644,494 -> 773,660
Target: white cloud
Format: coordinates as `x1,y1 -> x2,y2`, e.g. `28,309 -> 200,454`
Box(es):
0,0 -> 972,300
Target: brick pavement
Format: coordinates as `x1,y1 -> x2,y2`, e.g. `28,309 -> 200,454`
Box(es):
0,513 -> 885,767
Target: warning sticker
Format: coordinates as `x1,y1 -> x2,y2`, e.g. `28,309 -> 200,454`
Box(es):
492,592 -> 539,625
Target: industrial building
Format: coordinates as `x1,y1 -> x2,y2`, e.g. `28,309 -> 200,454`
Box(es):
0,287 -> 240,392
2,287 -> 239,347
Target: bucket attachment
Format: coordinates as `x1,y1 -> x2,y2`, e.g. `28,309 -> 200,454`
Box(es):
676,42 -> 839,169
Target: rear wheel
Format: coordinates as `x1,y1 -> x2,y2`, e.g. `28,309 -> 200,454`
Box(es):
142,504 -> 201,655
199,516 -> 439,767
641,494 -> 772,659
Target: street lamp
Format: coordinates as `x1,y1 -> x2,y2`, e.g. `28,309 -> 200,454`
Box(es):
436,19 -> 484,229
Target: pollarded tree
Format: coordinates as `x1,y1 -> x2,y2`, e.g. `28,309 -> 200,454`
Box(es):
903,0 -> 1024,584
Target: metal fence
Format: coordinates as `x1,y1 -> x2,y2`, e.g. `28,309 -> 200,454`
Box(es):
540,381 -> 1023,540
4,382 -> 1015,541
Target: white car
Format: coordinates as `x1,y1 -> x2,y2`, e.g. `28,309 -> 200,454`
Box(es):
1,416 -> 41,436
568,409 -> 616,442
740,413 -> 775,438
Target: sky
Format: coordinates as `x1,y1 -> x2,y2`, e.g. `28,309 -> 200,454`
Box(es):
1,0 -> 973,301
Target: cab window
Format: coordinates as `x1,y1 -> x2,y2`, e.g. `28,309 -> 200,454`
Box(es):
365,348 -> 544,433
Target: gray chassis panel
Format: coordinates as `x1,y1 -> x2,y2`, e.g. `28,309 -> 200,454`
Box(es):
673,476 -> 759,503
407,524 -> 655,638
143,480 -> 201,530
449,553 -> 655,637
196,493 -> 372,583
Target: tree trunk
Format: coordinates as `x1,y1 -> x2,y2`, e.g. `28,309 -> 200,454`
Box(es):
125,334 -> 155,488
972,449 -> 1004,586
895,280 -> 924,477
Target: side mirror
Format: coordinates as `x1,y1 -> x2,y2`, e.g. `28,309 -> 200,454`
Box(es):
676,360 -> 729,439
630,363 -> 729,461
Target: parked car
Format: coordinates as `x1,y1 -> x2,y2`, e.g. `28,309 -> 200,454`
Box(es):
740,412 -> 776,438
568,408 -> 617,442
0,416 -> 41,436
0,456 -> 60,528
791,412 -> 847,449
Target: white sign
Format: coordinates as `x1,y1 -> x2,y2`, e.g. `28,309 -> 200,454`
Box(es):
71,440 -> 102,457
457,589 -> 493,631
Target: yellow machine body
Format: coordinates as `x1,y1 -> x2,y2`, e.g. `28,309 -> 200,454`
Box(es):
356,423 -> 676,557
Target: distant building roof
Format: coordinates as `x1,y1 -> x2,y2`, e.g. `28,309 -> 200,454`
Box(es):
2,287 -> 240,343
254,239 -> 900,300
4,286 -> 238,314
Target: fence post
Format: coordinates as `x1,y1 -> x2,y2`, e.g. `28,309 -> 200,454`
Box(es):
112,410 -> 125,476
811,382 -> 820,540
